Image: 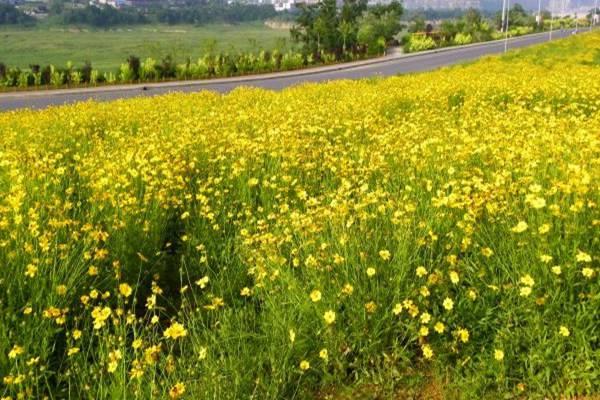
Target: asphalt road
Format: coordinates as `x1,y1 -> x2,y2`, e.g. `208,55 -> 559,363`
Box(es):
0,29 -> 582,111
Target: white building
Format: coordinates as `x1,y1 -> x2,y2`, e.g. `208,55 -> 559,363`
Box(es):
403,0 -> 481,9
273,0 -> 295,11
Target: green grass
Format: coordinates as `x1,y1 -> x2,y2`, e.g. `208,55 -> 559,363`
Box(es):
0,22 -> 291,70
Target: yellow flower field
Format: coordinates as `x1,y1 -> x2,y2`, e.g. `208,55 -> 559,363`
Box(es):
0,33 -> 599,399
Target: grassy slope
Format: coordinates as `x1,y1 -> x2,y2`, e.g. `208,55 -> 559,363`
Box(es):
0,32 -> 598,400
0,22 -> 290,70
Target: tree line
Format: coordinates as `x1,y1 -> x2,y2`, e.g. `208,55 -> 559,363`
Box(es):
0,3 -> 36,25
0,2 -> 279,27
291,0 -> 403,59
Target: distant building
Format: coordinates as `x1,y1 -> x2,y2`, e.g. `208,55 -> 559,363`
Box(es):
403,0 -> 481,9
90,0 -> 129,7
273,0 -> 295,11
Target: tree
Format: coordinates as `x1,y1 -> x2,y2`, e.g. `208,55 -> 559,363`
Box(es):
291,0 -> 402,59
409,15 -> 426,33
0,3 -> 36,25
48,0 -> 64,16
357,6 -> 402,55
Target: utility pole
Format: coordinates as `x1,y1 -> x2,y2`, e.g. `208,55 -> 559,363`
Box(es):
561,0 -> 566,32
504,0 -> 511,52
550,0 -> 555,39
501,0 -> 507,32
538,0 -> 543,28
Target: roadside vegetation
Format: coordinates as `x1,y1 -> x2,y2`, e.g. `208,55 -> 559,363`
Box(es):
403,4 -> 594,53
0,0 -> 404,90
0,31 -> 599,399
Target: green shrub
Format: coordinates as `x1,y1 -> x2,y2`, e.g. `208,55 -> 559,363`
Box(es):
406,34 -> 437,53
281,52 -> 303,70
140,58 -> 157,81
119,63 -> 134,82
18,71 -> 30,87
454,33 -> 473,45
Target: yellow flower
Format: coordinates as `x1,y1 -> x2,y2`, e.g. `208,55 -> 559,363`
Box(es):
365,301 -> 377,313
551,266 -> 562,275
520,274 -> 535,287
240,287 -> 251,296
416,266 -> 428,277
72,330 -> 82,340
310,290 -> 322,302
582,267 -> 594,278
299,360 -> 310,370
576,251 -> 591,263
204,297 -> 225,310
511,221 -> 528,233
91,306 -> 111,329
559,326 -> 570,337
421,344 -> 433,359
107,349 -> 122,373
379,250 -> 391,261
25,264 -> 38,278
67,347 -> 80,356
419,326 -> 429,337
457,328 -> 470,343
519,286 -> 532,297
144,345 -> 161,365
467,289 -> 477,300
449,271 -> 459,284
392,303 -> 403,315
341,283 -> 354,295
164,322 -> 187,340
434,322 -> 445,334
169,382 -> 186,399
323,310 -> 336,325
538,224 -> 551,234
494,349 -> 504,361
420,312 -> 431,324
366,267 -> 376,277
319,348 -> 328,360
198,346 -> 208,360
8,345 -> 24,359
529,197 -> 546,209
129,360 -> 145,380
443,297 -> 454,311
26,357 -> 39,366
195,276 -> 209,288
481,247 -> 494,257
56,285 -> 67,296
132,339 -> 143,349
119,283 -> 133,298
289,329 -> 296,343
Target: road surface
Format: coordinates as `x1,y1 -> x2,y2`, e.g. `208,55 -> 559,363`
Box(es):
0,30 -> 583,111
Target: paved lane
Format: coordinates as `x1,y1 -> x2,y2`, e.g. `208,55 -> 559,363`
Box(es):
0,29 -> 583,111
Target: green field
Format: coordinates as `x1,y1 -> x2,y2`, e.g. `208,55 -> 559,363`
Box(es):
0,23 -> 291,70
